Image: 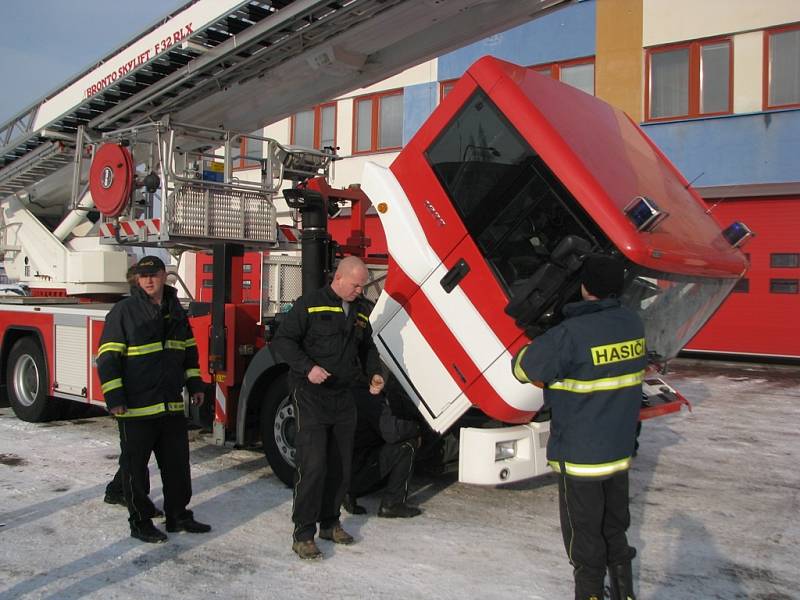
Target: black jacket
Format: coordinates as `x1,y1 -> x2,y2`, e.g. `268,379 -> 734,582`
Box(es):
353,389 -> 420,452
272,285 -> 382,392
97,285 -> 203,418
511,298 -> 646,478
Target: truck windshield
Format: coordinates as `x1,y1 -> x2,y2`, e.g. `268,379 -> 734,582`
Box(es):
425,90 -> 605,297
620,266 -> 738,360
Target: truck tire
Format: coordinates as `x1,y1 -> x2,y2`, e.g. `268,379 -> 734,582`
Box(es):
259,371 -> 297,487
6,337 -> 60,422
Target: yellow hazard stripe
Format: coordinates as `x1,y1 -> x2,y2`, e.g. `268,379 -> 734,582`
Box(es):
357,312 -> 369,323
548,370 -> 644,394
512,346 -> 531,383
549,457 -> 631,478
101,378 -> 123,394
307,306 -> 344,314
185,368 -> 201,379
185,337 -> 197,348
98,342 -> 127,357
126,342 -> 163,356
165,339 -> 185,350
115,403 -> 166,418
167,402 -> 185,412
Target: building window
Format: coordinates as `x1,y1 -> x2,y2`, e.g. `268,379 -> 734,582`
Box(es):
770,279 -> 799,294
531,57 -> 595,96
765,24 -> 800,109
440,79 -> 458,100
771,253 -> 800,268
646,38 -> 732,121
235,131 -> 264,170
353,90 -> 403,154
732,278 -> 749,293
290,102 -> 337,150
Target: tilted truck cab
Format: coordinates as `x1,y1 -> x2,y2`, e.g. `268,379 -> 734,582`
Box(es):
358,56 -> 747,484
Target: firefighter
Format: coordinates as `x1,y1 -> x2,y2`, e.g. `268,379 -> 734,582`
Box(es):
511,255 -> 643,600
272,256 -> 385,560
97,256 -> 210,543
342,385 -> 422,518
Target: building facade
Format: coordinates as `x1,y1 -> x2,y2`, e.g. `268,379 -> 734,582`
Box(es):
243,0 -> 799,359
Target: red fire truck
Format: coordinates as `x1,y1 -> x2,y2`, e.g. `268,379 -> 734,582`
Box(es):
0,1 -> 748,487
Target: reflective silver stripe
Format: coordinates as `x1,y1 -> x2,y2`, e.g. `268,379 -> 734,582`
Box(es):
512,346 -> 531,383
549,457 -> 632,477
165,339 -> 185,350
549,370 -> 644,394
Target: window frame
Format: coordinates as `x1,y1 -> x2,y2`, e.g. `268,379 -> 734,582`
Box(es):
529,56 -> 596,95
289,102 -> 338,150
763,22 -> 800,111
645,36 -> 733,122
352,89 -> 404,155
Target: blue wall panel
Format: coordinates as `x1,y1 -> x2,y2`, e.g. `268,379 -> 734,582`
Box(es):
438,0 -> 596,81
643,110 -> 800,187
402,82 -> 438,145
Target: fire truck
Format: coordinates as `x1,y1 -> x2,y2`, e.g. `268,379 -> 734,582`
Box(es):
0,0 -> 749,487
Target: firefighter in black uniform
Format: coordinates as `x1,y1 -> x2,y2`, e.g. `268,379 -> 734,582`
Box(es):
97,256 -> 210,543
272,256 -> 385,560
511,255 -> 644,600
342,386 -> 422,518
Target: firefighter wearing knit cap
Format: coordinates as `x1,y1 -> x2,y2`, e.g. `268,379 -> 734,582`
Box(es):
511,255 -> 643,600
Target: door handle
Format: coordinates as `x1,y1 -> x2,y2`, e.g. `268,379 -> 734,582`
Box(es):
440,258 -> 470,293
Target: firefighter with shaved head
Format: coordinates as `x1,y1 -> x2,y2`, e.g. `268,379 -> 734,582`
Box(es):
512,255 -> 644,600
272,256 -> 385,560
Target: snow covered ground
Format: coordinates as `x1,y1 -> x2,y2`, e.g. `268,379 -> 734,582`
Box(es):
0,359 -> 798,599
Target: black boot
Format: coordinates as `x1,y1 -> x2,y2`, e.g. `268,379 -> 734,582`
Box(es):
574,569 -> 604,600
342,493 -> 366,515
131,519 -> 168,543
608,561 -> 636,600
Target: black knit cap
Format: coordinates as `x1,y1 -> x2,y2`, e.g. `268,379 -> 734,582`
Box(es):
134,255 -> 166,275
580,255 -> 625,299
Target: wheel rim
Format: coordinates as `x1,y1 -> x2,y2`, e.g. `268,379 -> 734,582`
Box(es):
13,354 -> 40,407
273,395 -> 297,468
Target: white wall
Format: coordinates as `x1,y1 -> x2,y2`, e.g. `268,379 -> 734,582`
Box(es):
643,0 -> 800,46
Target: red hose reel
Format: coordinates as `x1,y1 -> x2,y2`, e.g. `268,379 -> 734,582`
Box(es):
88,143 -> 135,217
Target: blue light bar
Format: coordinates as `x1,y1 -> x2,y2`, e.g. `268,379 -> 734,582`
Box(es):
624,196 -> 668,232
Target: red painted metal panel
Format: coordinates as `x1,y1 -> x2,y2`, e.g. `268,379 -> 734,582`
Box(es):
685,197 -> 800,357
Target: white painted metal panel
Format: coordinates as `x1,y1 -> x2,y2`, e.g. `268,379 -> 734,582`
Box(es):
55,324 -> 88,396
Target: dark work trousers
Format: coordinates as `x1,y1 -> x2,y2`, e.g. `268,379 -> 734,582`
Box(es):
117,415 -> 192,526
558,469 -> 636,598
351,441 -> 416,506
292,384 -> 357,542
106,463 -> 155,513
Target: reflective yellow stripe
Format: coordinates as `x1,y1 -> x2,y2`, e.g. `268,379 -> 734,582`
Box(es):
167,402 -> 185,412
98,342 -> 127,357
101,378 -> 123,393
549,457 -> 631,477
307,306 -> 344,314
591,338 -> 645,366
126,342 -> 163,356
115,403 -> 167,418
165,339 -> 185,350
549,370 -> 644,394
512,346 -> 531,383
357,312 -> 369,323
185,368 -> 201,379
185,337 -> 197,348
